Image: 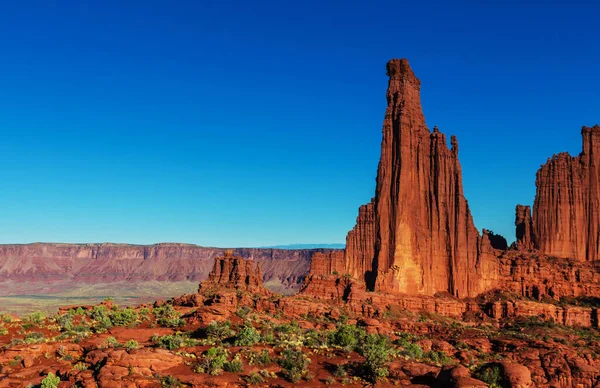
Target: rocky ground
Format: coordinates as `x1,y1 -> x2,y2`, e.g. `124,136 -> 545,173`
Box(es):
1,279 -> 599,387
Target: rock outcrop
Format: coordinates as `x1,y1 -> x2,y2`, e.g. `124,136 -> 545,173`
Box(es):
198,253 -> 266,294
515,205 -> 536,251
325,58 -> 498,298
533,125 -> 600,262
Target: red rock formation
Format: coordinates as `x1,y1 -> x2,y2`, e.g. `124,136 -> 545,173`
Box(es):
344,200 -> 376,281
533,125 -> 600,261
198,253 -> 266,294
515,205 -> 535,251
306,251 -> 345,276
333,58 -> 498,298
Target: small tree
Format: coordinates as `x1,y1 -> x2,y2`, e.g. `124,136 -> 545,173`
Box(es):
359,334 -> 391,382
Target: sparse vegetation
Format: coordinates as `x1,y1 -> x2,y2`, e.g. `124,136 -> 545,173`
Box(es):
278,348 -> 311,383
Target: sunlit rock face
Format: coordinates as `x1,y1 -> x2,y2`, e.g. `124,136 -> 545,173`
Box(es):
343,58 -> 497,298
533,125 -> 600,262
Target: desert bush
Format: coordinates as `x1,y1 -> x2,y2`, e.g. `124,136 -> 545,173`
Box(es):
473,363 -> 503,388
89,305 -> 113,331
303,328 -> 329,348
73,362 -> 88,371
56,313 -> 73,331
125,339 -> 139,351
159,375 -> 182,388
24,331 -> 45,344
27,311 -> 45,325
153,305 -> 185,328
278,348 -> 311,383
110,308 -> 139,327
333,363 -> 347,377
223,353 -> 244,372
359,334 -> 392,382
245,372 -> 265,385
40,373 -> 60,388
0,327 -> 8,335
206,320 -> 235,344
274,321 -> 301,336
235,306 -> 252,318
152,333 -> 186,350
194,347 -> 228,375
425,350 -> 452,365
329,324 -> 365,350
234,325 -> 260,346
105,336 -> 120,348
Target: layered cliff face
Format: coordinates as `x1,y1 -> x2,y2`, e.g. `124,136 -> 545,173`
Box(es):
0,243 -> 336,295
198,253 -> 266,294
344,200 -> 376,283
515,205 -> 535,251
341,59 -> 497,298
533,125 -> 600,261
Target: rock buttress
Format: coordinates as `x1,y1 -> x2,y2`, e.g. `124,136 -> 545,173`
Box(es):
533,125 -> 600,261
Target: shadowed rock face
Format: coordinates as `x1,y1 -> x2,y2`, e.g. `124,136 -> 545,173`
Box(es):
344,58 -> 497,298
533,125 -> 600,261
515,205 -> 535,251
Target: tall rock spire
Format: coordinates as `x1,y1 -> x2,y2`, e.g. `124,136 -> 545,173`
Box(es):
344,58 -> 497,298
533,125 -> 600,261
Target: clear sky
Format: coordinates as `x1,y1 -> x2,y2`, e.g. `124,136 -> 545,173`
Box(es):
0,1 -> 598,247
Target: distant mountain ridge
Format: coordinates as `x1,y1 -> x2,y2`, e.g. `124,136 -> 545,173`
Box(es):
260,243 -> 345,249
0,243 -> 340,298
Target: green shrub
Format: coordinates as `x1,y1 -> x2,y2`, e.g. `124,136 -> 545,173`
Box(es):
24,331 -> 45,344
73,362 -> 88,371
473,364 -> 503,388
329,324 -> 365,350
224,354 -> 244,372
159,375 -> 182,388
152,333 -> 187,350
274,321 -> 300,336
105,336 -> 120,348
125,339 -> 139,351
27,311 -> 45,325
56,313 -> 73,331
333,363 -> 347,377
0,327 -> 8,336
110,308 -> 139,327
206,320 -> 235,343
359,334 -> 391,382
234,325 -> 260,346
425,350 -> 452,365
41,372 -> 60,388
153,305 -> 185,328
303,328 -> 329,348
236,306 -> 252,318
90,305 -> 113,330
194,347 -> 228,375
278,348 -> 311,383
245,372 -> 265,384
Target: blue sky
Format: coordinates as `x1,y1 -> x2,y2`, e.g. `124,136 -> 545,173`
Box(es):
0,1 -> 598,246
